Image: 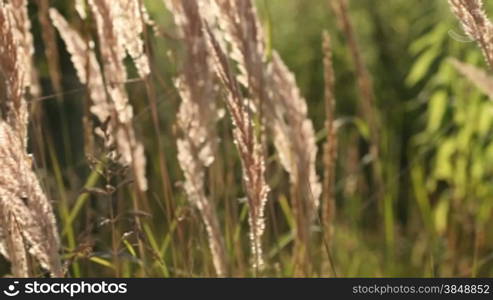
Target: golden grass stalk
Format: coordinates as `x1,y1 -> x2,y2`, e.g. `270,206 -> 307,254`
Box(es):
269,52 -> 322,212
0,122 -> 63,277
211,0 -> 267,102
0,2 -> 28,143
88,0 -> 148,192
165,0 -> 227,276
0,202 -> 28,277
449,0 -> 493,67
204,24 -> 270,271
213,0 -> 322,206
119,0 -> 151,78
50,7 -> 123,173
0,2 -> 62,277
49,9 -> 110,125
9,0 -> 41,98
36,0 -> 63,98
210,0 -> 322,274
322,31 -> 338,248
269,52 -> 321,274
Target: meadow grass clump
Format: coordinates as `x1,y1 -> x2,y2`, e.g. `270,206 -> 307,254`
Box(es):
3,0 -> 493,278
0,0 -> 61,277
165,0 -> 227,276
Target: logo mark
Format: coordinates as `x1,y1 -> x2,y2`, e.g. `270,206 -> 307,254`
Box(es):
3,281 -> 20,297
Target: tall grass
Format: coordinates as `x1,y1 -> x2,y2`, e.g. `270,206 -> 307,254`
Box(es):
2,0 -> 493,278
